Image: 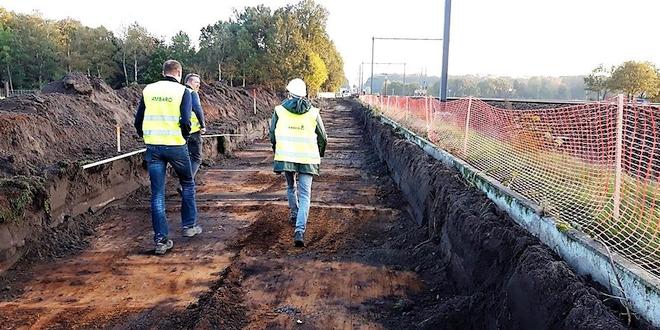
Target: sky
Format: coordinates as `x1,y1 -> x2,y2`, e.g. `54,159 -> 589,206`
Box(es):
3,0 -> 660,86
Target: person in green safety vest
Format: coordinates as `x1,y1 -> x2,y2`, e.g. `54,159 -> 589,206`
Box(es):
134,59 -> 201,255
269,78 -> 328,247
176,73 -> 207,195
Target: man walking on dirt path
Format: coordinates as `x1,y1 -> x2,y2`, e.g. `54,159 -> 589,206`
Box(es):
269,78 -> 327,247
177,73 -> 207,195
134,59 -> 202,255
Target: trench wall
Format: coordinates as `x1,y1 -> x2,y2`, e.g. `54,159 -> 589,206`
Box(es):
352,100 -> 654,328
0,117 -> 271,272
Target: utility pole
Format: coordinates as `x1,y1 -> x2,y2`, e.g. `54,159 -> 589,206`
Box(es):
403,63 -> 406,96
440,0 -> 452,101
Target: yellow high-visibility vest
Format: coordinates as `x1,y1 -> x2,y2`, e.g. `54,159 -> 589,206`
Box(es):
187,87 -> 201,133
142,81 -> 186,145
274,105 -> 321,165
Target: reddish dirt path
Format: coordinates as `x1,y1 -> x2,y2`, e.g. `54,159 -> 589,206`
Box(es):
0,101 -> 425,329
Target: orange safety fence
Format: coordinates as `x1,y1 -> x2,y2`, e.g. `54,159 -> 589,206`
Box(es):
360,94 -> 660,277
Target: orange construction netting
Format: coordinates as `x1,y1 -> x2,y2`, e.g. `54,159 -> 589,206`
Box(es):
360,94 -> 660,277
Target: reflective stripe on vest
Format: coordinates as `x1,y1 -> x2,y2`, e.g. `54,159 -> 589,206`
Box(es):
274,105 -> 321,165
188,87 -> 201,133
142,81 -> 186,145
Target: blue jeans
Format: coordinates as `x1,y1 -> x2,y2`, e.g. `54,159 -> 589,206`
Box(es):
284,171 -> 313,233
145,145 -> 197,242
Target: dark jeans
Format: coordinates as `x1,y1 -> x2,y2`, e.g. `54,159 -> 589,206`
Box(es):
187,132 -> 203,178
145,145 -> 197,242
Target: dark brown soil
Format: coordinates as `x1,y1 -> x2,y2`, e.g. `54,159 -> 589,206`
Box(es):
0,98 -> 648,329
0,73 -> 279,178
0,72 -> 280,274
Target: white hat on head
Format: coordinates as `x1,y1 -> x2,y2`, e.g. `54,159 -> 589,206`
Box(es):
286,78 -> 307,97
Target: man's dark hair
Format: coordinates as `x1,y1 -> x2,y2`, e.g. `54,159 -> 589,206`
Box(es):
162,60 -> 182,75
185,73 -> 201,84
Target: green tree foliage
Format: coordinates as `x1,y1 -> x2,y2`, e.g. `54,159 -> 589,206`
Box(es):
0,1 -> 343,92
0,20 -> 14,89
142,40 -> 171,83
198,20 -> 237,82
608,61 -> 660,99
303,51 -> 328,95
122,23 -> 157,84
2,11 -> 60,88
169,31 -> 194,68
583,64 -> 611,100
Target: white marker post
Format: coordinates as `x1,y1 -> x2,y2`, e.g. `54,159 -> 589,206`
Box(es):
462,97 -> 473,156
116,125 -> 121,153
253,90 -> 257,115
613,94 -> 625,220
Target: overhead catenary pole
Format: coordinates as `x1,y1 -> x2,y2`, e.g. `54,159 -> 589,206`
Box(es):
370,37 -> 375,94
369,37 -> 442,96
440,0 -> 452,101
363,61 -> 406,95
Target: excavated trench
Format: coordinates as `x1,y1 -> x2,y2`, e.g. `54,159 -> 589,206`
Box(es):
0,99 -> 641,329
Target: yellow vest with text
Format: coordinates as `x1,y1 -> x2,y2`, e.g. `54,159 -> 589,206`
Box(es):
142,81 -> 186,145
274,105 -> 321,165
187,87 -> 201,133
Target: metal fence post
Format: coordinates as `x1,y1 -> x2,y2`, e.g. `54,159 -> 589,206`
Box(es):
613,94 -> 624,220
387,95 -> 390,112
425,96 -> 430,138
405,96 -> 409,120
462,97 -> 473,156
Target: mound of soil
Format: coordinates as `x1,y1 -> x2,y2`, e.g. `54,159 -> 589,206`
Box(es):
0,74 -> 141,177
197,82 -> 280,133
0,74 -> 281,178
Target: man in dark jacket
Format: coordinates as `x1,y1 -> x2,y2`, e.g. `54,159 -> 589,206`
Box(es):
134,60 -> 201,255
177,73 -> 207,195
269,78 -> 327,247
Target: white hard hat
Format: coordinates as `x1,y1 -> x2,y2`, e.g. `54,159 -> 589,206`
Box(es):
286,78 -> 307,97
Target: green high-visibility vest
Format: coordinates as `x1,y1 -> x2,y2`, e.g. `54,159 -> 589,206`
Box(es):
142,81 -> 186,145
274,105 -> 321,165
187,87 -> 202,133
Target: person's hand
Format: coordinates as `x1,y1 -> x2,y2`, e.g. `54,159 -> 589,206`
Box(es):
200,127 -> 207,134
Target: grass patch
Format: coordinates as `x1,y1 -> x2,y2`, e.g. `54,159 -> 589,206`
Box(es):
0,176 -> 48,224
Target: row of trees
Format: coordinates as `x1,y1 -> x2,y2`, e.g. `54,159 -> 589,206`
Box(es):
370,74 -> 587,100
584,61 -> 660,101
0,0 -> 344,95
370,60 -> 660,102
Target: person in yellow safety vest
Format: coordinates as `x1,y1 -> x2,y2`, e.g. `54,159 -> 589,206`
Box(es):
269,78 -> 327,247
133,59 -> 202,255
176,73 -> 207,195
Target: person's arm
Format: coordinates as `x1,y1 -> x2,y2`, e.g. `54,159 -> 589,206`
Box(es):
179,89 -> 192,138
191,91 -> 206,129
134,96 -> 145,137
269,111 -> 278,151
315,114 -> 327,157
